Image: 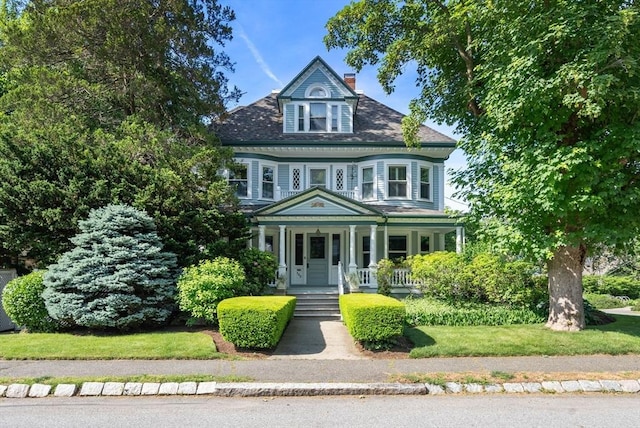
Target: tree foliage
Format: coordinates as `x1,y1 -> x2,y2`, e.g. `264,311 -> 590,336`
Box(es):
326,0 -> 640,330
43,204 -> 178,330
1,270 -> 59,332
0,0 -> 246,267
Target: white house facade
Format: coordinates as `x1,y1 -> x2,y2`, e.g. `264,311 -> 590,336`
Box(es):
216,57 -> 462,292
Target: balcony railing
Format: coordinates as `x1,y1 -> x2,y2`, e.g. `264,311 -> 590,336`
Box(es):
276,186 -> 359,201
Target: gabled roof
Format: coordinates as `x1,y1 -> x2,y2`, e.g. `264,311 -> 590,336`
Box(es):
215,92 -> 455,146
277,56 -> 358,101
254,187 -> 383,217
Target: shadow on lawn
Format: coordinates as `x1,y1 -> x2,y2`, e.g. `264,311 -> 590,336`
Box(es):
404,327 -> 436,347
592,314 -> 640,338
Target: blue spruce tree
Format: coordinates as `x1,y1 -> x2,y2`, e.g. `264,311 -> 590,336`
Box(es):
43,204 -> 178,330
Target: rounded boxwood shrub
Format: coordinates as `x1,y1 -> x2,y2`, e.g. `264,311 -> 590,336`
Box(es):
177,257 -> 246,325
2,271 -> 59,332
43,204 -> 179,331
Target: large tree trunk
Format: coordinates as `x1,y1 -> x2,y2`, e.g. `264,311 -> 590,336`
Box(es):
546,244 -> 586,331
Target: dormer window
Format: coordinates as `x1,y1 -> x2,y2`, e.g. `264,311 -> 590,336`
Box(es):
290,102 -> 348,133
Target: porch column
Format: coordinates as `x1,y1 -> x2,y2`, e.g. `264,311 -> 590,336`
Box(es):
456,227 -> 464,254
258,225 -> 266,251
277,225 -> 287,290
369,224 -> 378,288
439,233 -> 446,252
348,225 -> 357,273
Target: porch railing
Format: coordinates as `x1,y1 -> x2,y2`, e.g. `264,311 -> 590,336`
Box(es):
277,187 -> 359,201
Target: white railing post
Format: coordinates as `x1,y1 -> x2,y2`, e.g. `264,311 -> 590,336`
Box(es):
337,261 -> 345,295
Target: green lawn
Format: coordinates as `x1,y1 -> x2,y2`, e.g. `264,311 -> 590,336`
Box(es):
407,314 -> 640,358
0,331 -> 221,360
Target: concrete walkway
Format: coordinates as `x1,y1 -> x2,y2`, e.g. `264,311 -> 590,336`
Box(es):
269,319 -> 364,360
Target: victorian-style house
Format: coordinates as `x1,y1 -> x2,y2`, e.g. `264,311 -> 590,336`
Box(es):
216,57 -> 462,294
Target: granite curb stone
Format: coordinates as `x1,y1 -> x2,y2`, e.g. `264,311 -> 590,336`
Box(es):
2,379 -> 640,398
54,384 -> 77,397
124,382 -> 142,396
28,384 -> 51,398
6,384 -> 29,398
541,381 -> 564,393
79,382 -> 103,396
141,382 -> 160,395
599,380 -> 623,392
619,380 -> 640,393
102,382 -> 125,396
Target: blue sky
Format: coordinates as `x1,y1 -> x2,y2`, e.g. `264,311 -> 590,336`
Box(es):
221,0 -> 468,211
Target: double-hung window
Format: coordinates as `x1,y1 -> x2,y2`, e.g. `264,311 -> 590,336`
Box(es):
309,103 -> 327,131
388,165 -> 407,198
420,166 -> 431,200
228,164 -> 248,198
362,166 -> 374,200
261,165 -> 275,199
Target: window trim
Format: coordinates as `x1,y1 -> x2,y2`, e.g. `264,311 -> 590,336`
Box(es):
259,162 -> 277,200
385,163 -> 410,200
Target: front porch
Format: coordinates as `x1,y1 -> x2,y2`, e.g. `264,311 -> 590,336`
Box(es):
249,187 -> 463,293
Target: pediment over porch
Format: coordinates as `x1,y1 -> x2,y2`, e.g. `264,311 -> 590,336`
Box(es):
253,187 -> 383,220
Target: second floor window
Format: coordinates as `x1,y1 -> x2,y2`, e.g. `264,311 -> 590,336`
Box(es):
388,165 -> 407,198
420,166 -> 431,200
310,168 -> 327,188
229,164 -> 248,198
262,165 -> 274,199
362,167 -> 374,199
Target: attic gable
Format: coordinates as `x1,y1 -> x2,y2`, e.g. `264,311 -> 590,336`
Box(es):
277,56 -> 358,106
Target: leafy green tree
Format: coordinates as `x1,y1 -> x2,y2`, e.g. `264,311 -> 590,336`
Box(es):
326,0 -> 640,330
0,0 -> 245,267
43,204 -> 178,330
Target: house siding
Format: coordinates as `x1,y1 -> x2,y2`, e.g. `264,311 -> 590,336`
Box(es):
291,68 -> 343,98
278,164 -> 289,192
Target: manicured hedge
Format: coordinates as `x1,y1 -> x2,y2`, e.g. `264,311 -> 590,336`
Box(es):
582,275 -> 640,299
404,297 -> 545,326
340,294 -> 405,342
217,296 -> 296,349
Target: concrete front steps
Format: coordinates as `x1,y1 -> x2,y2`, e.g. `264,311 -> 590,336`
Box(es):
286,287 -> 341,319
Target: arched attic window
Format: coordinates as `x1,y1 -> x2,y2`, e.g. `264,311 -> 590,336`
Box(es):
305,84 -> 330,98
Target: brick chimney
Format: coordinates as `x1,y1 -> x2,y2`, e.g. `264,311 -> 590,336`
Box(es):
344,73 -> 356,90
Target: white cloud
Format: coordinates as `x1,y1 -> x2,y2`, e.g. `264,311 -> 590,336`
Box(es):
237,26 -> 284,88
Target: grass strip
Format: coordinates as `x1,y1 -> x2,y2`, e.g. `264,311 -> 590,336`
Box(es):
407,314 -> 640,358
0,331 -> 223,360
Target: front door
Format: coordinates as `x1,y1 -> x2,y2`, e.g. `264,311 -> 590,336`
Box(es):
307,234 -> 328,285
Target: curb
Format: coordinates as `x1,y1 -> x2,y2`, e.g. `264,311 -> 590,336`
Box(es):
1,379 -> 640,398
